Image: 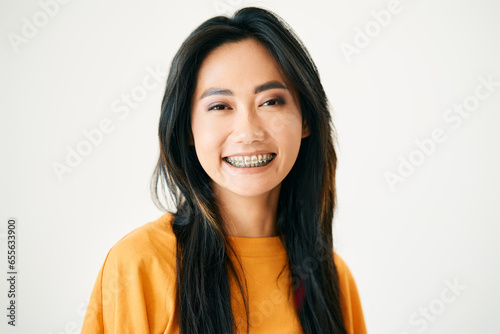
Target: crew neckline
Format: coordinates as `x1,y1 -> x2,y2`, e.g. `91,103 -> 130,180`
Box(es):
160,212 -> 287,258
226,234 -> 287,258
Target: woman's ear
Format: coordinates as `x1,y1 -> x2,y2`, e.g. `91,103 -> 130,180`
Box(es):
301,120 -> 311,138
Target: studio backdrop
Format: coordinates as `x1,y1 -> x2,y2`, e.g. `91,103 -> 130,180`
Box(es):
1,0 -> 499,333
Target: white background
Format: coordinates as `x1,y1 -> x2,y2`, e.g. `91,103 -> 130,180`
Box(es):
1,0 -> 499,333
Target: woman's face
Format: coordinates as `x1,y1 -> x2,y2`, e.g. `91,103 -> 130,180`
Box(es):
190,38 -> 310,199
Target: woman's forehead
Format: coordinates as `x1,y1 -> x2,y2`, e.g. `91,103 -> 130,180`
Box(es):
195,40 -> 286,91
191,40 -> 299,107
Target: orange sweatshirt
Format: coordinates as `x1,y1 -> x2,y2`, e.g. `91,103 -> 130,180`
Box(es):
81,212 -> 367,333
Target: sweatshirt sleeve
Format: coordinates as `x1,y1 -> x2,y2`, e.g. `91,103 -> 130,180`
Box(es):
81,245 -> 152,333
334,253 -> 367,334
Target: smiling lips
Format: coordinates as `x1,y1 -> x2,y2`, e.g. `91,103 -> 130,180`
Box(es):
224,153 -> 276,168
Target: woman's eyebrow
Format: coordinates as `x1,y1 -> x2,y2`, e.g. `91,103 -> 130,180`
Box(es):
199,81 -> 288,100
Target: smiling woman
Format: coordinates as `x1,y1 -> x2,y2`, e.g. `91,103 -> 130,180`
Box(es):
82,6 -> 367,334
190,38 -> 309,237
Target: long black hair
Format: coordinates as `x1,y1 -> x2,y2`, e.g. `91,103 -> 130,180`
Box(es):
151,6 -> 347,334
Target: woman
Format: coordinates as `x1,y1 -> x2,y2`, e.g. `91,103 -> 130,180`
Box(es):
82,6 -> 367,334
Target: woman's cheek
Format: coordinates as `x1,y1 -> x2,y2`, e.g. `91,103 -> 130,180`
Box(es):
268,112 -> 302,136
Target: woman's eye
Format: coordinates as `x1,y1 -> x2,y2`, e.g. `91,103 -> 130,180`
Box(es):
208,104 -> 228,111
208,99 -> 284,111
262,99 -> 284,106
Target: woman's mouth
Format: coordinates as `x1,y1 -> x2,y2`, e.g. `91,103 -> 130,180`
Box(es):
224,153 -> 276,168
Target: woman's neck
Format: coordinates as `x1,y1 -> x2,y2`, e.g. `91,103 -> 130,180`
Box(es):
214,184 -> 281,238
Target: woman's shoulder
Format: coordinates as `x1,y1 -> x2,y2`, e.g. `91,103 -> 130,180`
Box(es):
333,252 -> 358,297
333,252 -> 367,334
103,212 -> 177,267
333,252 -> 351,279
82,212 -> 178,333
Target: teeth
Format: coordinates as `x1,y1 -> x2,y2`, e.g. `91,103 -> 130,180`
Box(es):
225,154 -> 275,168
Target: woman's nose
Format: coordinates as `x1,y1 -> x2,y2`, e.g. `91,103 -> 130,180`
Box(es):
230,107 -> 265,144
